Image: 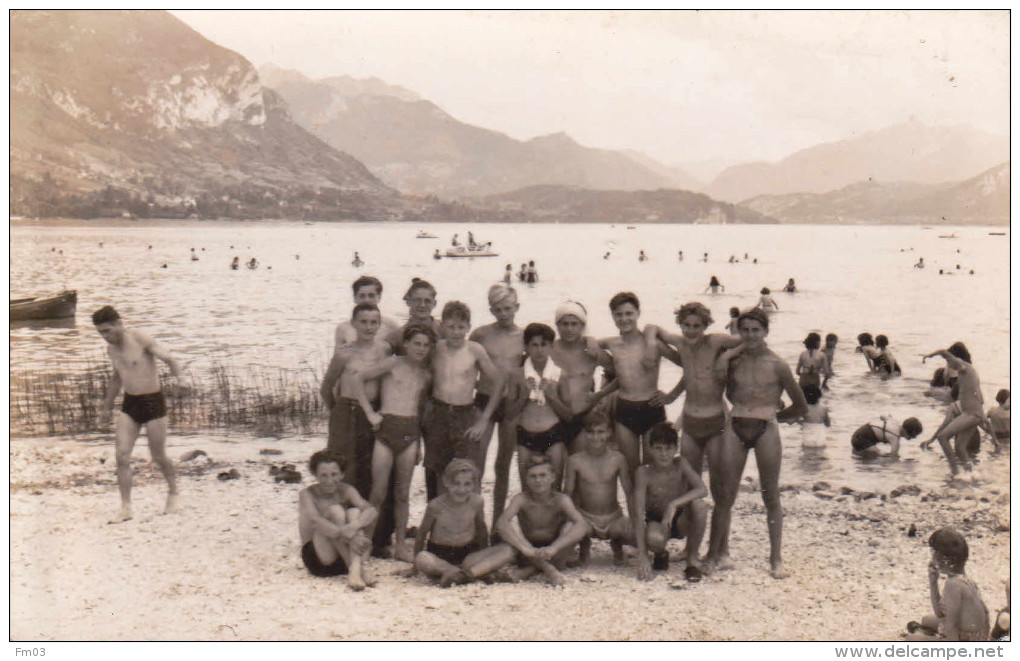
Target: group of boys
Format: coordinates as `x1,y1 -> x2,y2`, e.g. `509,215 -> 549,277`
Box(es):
303,275 -> 808,588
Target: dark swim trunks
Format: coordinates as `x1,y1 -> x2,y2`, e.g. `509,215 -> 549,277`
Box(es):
731,417 -> 769,449
851,424 -> 886,452
517,424 -> 564,453
473,392 -> 505,424
682,412 -> 727,448
646,507 -> 686,538
328,397 -> 376,498
615,397 -> 666,436
426,540 -> 483,566
561,412 -> 587,447
378,414 -> 420,455
301,541 -> 348,577
421,398 -> 478,472
121,391 -> 167,425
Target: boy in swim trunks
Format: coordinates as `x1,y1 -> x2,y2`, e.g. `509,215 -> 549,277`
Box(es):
320,304 -> 392,524
413,459 -> 491,587
633,423 -> 707,581
921,343 -> 991,477
352,324 -> 436,562
422,301 -> 504,500
563,410 -> 634,566
94,306 -> 184,524
466,454 -> 590,586
298,450 -> 378,591
506,323 -> 572,488
334,276 -> 401,352
708,308 -> 806,579
987,389 -> 1009,446
599,292 -> 681,476
906,528 -> 990,642
469,284 -> 524,520
551,300 -> 615,455
646,302 -> 741,477
852,416 -> 922,456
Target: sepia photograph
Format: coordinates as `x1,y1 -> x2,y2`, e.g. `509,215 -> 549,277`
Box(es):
8,9 -> 1011,649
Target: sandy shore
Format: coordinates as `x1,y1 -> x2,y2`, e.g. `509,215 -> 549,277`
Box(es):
9,435 -> 1010,641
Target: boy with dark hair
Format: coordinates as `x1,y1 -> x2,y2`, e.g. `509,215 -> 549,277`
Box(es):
801,385 -> 831,427
633,423 -> 707,581
506,323 -> 571,486
334,276 -> 400,351
298,450 -> 378,591
422,301 -> 504,500
987,389 -> 1010,445
93,305 -> 184,523
906,528 -> 990,641
563,409 -> 634,566
413,459 -> 490,587
823,333 -> 838,373
320,303 -> 391,552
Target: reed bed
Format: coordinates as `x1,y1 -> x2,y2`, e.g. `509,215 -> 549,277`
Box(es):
9,361 -> 327,437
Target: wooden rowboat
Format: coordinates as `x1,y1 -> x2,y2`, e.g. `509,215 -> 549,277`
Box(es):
445,247 -> 499,258
10,290 -> 77,321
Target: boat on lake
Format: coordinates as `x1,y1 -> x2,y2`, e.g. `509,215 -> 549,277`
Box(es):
416,230 -> 438,239
445,246 -> 499,258
938,233 -> 958,239
10,290 -> 77,322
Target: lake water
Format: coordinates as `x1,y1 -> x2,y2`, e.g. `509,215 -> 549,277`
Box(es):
9,220 -> 1011,492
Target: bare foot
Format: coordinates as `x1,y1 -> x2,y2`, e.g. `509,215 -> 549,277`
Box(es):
362,567 -> 378,587
544,568 -> 566,587
770,563 -> 791,579
393,544 -> 415,563
507,566 -> 536,582
611,539 -> 625,566
164,493 -> 180,514
347,573 -> 366,591
704,554 -> 735,573
108,505 -> 133,524
440,569 -> 472,588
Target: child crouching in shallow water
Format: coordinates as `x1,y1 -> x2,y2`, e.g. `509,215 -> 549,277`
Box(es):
906,528 -> 990,641
413,459 -> 490,587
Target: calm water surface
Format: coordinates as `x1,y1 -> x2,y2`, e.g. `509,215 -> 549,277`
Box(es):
9,220 -> 1011,491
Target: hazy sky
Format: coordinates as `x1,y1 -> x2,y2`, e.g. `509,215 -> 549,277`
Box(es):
172,9 -> 1008,177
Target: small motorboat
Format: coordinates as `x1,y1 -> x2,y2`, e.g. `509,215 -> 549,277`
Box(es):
10,290 -> 77,322
416,230 -> 439,239
445,246 -> 499,258
938,233 -> 958,239
989,232 -> 1006,236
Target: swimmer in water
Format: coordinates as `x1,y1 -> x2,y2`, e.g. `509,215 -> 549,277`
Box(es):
756,288 -> 779,313
822,334 -> 838,374
782,278 -> 796,293
855,333 -> 883,372
920,343 -> 991,477
704,276 -> 724,294
352,252 -> 364,268
726,307 -> 740,336
638,250 -> 647,262
915,257 -> 925,269
874,335 -> 902,376
851,416 -> 922,457
796,332 -> 831,391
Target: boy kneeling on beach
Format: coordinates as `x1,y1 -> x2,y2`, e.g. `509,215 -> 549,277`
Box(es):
906,528 -> 990,641
412,458 -> 491,587
298,450 -> 378,591
443,454 -> 590,587
634,422 -> 708,581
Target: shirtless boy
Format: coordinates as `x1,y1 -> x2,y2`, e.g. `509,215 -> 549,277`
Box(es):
921,343 -> 990,476
94,306 -> 183,523
413,459 -> 490,587
469,455 -> 590,586
469,284 -> 524,498
334,276 -> 401,352
385,278 -> 445,354
906,528 -> 990,641
298,450 -> 378,591
551,300 -> 614,455
422,301 -> 504,499
647,301 -> 740,475
600,292 -> 680,475
710,308 -> 807,579
633,423 -> 707,581
987,389 -> 1009,445
353,324 -> 436,562
505,323 -> 572,487
563,410 -> 634,566
320,304 -> 392,507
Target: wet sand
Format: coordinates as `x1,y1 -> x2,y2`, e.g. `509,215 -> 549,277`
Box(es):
9,436 -> 1010,641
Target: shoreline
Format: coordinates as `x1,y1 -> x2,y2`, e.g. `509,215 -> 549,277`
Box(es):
10,435 -> 1010,641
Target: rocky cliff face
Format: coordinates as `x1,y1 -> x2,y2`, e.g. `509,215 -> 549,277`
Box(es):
10,10 -> 401,220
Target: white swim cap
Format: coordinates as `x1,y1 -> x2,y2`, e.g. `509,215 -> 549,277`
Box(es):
555,300 -> 587,325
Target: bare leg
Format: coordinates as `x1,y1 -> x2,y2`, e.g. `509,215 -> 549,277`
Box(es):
607,516 -> 633,565
754,424 -> 788,579
319,506 -> 356,568
110,413 -> 142,523
937,414 -> 980,475
547,442 -> 567,490
681,499 -> 707,569
614,423 -> 641,477
645,522 -> 668,554
339,506 -> 373,590
366,441 -> 395,544
474,415 -> 497,487
491,418 -> 519,533
680,430 -> 707,474
391,443 -> 418,562
462,544 -> 517,581
414,550 -> 459,581
705,428 -> 748,570
145,417 -> 179,514
515,444 -> 534,493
